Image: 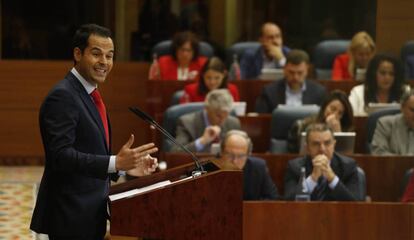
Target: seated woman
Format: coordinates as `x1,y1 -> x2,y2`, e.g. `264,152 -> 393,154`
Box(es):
332,31 -> 376,81
180,57 -> 240,103
157,31 -> 208,81
349,54 -> 409,116
287,90 -> 354,153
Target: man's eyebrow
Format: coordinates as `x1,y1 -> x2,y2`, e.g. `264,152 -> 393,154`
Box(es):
90,47 -> 114,54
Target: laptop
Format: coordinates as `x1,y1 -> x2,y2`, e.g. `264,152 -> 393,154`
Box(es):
299,132 -> 356,155
232,102 -> 247,116
258,68 -> 284,80
365,102 -> 400,114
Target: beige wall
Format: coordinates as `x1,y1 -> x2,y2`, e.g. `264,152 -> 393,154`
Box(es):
209,0 -> 240,47
376,0 -> 414,55
115,0 -> 139,61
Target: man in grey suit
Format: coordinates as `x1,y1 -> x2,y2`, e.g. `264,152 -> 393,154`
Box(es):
284,123 -> 359,201
255,49 -> 327,113
172,89 -> 241,153
372,90 -> 414,155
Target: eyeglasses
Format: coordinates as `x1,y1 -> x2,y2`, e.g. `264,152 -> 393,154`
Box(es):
223,152 -> 248,160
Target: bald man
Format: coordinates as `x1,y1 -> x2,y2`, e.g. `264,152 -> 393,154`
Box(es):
240,22 -> 290,79
219,130 -> 278,200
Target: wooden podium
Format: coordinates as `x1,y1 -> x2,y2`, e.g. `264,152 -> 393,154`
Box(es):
109,160 -> 243,240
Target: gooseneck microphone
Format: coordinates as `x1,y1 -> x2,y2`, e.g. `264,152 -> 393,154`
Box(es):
129,107 -> 206,176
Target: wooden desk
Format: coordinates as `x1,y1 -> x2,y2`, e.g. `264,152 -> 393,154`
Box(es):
161,153 -> 414,202
244,201 -> 414,240
146,79 -> 360,116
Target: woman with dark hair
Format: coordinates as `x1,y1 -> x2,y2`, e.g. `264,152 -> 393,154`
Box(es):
157,31 -> 207,80
287,90 -> 354,153
349,54 -> 410,116
180,57 -> 240,103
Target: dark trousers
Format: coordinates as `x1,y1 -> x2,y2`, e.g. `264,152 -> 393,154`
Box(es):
48,234 -> 105,240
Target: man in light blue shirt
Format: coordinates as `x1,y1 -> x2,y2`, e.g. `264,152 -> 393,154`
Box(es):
172,89 -> 241,153
255,49 -> 327,113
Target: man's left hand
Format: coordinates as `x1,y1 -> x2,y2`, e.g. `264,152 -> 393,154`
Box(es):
127,154 -> 158,176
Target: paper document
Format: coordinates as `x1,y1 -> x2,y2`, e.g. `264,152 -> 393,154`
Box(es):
109,180 -> 171,201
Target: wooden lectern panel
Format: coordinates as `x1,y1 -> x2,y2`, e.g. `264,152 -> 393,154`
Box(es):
110,162 -> 243,240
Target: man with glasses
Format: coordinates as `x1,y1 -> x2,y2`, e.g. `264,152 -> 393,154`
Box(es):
284,123 -> 359,201
240,22 -> 290,79
219,130 -> 278,200
172,89 -> 241,153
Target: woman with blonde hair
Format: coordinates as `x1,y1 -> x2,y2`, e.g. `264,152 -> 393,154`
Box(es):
332,31 -> 376,81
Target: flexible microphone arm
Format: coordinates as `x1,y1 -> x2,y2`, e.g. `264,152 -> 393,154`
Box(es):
129,107 -> 205,175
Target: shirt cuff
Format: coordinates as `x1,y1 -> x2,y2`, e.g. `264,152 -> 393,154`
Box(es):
108,155 -> 117,173
328,176 -> 339,189
306,176 -> 318,193
278,57 -> 286,67
195,138 -> 206,152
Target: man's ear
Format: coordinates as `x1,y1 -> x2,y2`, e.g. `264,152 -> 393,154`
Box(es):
74,47 -> 82,62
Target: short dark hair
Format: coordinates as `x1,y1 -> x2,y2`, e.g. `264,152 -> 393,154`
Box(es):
286,49 -> 310,65
72,24 -> 112,64
364,53 -> 406,106
72,24 -> 112,53
171,31 -> 199,60
198,57 -> 228,95
305,123 -> 334,144
316,90 -> 354,131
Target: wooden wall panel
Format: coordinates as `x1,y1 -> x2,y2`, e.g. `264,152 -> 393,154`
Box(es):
0,60 -> 150,160
376,0 -> 414,55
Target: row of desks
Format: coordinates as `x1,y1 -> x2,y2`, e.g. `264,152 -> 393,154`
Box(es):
150,114 -> 369,153
145,80 -> 390,154
161,153 -> 414,202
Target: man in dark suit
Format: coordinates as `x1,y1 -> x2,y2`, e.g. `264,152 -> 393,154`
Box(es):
255,49 -> 327,113
30,24 -> 159,239
284,123 -> 360,201
219,130 -> 278,200
240,22 -> 290,79
172,89 -> 241,153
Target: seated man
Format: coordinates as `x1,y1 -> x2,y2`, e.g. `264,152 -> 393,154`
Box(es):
371,90 -> 414,155
219,130 -> 278,200
240,22 -> 290,79
255,49 -> 327,113
172,89 -> 241,153
284,123 -> 359,201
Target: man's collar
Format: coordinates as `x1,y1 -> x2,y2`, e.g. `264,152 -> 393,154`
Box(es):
285,80 -> 306,93
71,68 -> 96,94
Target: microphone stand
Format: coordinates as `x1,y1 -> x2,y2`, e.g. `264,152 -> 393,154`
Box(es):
129,107 -> 206,177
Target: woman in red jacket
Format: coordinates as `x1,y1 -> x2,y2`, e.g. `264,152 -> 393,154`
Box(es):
332,31 -> 376,81
157,31 -> 207,81
180,57 -> 240,103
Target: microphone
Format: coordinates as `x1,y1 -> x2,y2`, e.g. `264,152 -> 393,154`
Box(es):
129,107 -> 206,175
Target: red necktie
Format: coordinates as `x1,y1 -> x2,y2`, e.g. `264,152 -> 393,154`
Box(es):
90,89 -> 109,148
402,173 -> 414,202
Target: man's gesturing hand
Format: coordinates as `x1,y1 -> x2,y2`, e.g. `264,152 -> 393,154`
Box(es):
115,134 -> 158,171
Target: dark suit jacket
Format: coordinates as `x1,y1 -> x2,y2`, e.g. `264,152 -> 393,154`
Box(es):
283,153 -> 359,201
172,110 -> 241,153
30,72 -> 118,237
243,157 -> 279,200
240,46 -> 290,79
255,79 -> 327,113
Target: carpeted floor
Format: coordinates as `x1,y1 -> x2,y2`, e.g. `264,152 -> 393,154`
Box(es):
0,167 -> 129,240
0,167 -> 44,240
